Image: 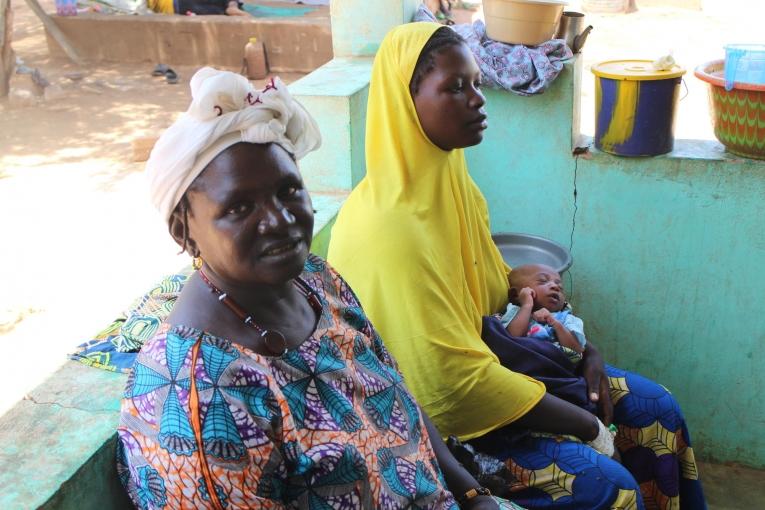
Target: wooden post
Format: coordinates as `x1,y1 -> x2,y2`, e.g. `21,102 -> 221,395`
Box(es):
0,0 -> 13,97
22,0 -> 84,66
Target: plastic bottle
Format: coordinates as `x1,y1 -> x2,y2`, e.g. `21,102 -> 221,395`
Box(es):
244,38 -> 268,81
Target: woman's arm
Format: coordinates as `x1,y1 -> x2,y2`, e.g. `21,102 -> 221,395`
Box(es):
511,392 -> 600,440
422,412 -> 498,510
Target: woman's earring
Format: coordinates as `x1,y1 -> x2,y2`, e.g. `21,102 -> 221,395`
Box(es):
192,256 -> 203,271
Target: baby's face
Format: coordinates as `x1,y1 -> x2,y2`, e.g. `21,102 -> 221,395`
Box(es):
517,266 -> 566,312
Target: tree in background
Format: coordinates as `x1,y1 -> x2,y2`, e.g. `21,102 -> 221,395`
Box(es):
0,0 -> 13,97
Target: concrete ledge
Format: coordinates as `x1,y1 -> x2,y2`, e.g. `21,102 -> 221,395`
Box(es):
585,136 -> 759,163
0,362 -> 129,509
45,13 -> 332,72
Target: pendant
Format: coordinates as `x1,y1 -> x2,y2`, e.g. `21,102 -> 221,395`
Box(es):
262,329 -> 288,356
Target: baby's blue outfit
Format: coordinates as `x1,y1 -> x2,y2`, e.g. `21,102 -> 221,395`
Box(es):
500,303 -> 586,362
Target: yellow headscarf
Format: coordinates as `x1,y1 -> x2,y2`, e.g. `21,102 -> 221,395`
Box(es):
327,22 -> 545,440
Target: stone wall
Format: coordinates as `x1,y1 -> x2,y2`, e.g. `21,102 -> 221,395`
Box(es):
45,13 -> 332,72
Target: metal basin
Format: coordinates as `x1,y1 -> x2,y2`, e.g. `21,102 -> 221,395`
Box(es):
491,232 -> 573,274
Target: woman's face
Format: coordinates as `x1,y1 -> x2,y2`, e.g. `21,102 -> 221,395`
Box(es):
412,42 -> 487,151
183,143 -> 314,287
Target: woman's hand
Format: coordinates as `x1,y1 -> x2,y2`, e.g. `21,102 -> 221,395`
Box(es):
420,412 -> 495,507
464,495 -> 500,509
581,342 -> 614,426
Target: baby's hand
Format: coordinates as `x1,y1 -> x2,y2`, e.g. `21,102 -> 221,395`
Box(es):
518,287 -> 536,307
533,308 -> 554,324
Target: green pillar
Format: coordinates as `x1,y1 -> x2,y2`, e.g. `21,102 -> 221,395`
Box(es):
331,0 -> 422,57
290,0 -> 420,192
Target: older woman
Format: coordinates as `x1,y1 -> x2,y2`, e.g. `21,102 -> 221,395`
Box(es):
117,68 -> 522,509
327,23 -> 707,510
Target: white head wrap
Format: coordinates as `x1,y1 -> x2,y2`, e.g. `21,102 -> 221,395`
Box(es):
146,67 -> 322,221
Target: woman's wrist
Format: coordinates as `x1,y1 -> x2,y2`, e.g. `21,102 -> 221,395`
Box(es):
583,341 -> 601,360
463,494 -> 495,509
455,487 -> 493,508
586,418 -> 616,456
448,472 -> 484,503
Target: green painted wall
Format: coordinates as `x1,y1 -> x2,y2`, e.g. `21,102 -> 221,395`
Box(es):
465,61 -> 765,468
39,438 -> 133,510
570,149 -> 765,467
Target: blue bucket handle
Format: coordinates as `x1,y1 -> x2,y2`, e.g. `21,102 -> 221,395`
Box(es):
725,48 -> 744,91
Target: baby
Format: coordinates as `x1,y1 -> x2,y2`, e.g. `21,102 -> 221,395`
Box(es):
501,264 -> 586,363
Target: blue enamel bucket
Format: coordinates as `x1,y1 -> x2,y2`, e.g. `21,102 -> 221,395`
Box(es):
592,60 -> 686,157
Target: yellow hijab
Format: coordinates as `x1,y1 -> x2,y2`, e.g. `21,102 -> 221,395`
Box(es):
327,22 -> 544,440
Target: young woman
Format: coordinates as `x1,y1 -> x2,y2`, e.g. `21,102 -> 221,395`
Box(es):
328,23 -> 707,510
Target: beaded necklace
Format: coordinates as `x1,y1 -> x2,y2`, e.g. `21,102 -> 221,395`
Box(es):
198,268 -> 322,356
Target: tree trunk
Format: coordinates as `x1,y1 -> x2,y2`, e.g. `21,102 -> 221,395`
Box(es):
0,0 -> 14,97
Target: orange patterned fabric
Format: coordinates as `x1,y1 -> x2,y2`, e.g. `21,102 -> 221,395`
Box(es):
117,255 -> 459,509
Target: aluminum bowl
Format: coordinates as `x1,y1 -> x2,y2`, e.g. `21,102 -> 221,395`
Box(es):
491,232 -> 573,274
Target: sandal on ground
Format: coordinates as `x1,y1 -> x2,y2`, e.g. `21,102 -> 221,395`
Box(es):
165,69 -> 179,85
151,64 -> 170,77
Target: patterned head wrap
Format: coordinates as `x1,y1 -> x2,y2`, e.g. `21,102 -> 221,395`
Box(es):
146,67 -> 321,221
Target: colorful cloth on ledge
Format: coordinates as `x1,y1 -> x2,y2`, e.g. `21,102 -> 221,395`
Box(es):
413,5 -> 573,96
326,22 -> 545,442
468,364 -> 707,510
117,254 -> 501,509
70,268 -> 192,373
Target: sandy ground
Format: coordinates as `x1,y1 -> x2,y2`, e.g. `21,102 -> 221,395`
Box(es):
0,1 -> 763,417
0,0 -> 303,414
